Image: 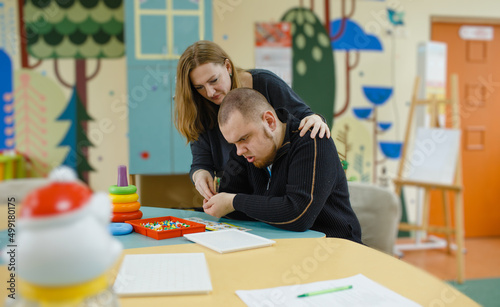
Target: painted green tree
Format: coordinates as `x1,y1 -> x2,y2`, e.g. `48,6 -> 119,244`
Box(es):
23,0 -> 124,182
57,87 -> 94,181
282,7 -> 335,127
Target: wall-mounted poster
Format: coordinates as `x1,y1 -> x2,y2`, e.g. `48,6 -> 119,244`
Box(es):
255,22 -> 292,86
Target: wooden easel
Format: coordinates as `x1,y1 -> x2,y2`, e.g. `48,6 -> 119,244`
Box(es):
394,74 -> 465,284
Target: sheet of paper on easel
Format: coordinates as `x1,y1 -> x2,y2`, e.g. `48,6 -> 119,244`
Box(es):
406,127 -> 460,185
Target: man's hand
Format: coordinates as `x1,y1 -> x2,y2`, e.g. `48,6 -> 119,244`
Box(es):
193,169 -> 216,200
203,193 -> 236,218
299,114 -> 331,139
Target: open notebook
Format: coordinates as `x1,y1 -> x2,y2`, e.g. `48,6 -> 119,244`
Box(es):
184,229 -> 276,253
113,253 -> 212,296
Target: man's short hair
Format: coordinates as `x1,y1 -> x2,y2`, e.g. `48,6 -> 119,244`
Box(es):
218,88 -> 273,126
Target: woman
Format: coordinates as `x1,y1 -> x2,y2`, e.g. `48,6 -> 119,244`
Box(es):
175,40 -> 330,200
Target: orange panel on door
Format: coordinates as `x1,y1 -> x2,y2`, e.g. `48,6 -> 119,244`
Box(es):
431,22 -> 500,237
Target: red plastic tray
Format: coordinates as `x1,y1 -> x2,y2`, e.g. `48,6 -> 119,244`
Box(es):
125,216 -> 206,240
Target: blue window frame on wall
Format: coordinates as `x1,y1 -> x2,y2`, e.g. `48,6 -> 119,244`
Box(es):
125,0 -> 212,175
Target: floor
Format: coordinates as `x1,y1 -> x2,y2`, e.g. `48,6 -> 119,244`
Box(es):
395,236 -> 500,281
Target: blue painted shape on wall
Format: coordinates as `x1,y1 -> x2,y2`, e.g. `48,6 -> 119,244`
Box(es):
331,19 -> 383,51
362,86 -> 393,105
379,141 -> 403,159
387,9 -> 405,26
377,122 -> 392,131
352,107 -> 373,119
0,48 -> 14,150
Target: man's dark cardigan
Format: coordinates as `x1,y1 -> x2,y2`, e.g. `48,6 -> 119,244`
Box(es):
220,109 -> 362,243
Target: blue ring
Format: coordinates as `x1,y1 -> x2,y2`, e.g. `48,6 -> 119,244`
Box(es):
108,223 -> 133,236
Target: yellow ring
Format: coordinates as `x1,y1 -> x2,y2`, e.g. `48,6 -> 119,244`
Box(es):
109,193 -> 139,203
112,201 -> 141,213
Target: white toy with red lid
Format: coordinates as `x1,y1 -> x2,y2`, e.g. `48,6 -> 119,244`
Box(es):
5,167 -> 123,306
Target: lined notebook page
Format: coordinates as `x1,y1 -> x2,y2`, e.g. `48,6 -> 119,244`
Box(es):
113,253 -> 212,296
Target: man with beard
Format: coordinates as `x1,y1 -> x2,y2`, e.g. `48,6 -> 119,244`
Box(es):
202,88 -> 362,243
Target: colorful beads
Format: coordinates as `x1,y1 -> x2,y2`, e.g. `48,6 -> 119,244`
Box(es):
140,220 -> 191,232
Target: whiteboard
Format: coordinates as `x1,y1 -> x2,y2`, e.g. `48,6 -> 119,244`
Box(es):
405,127 -> 461,185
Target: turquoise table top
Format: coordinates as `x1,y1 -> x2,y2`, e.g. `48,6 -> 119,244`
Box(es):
116,207 -> 325,249
0,207 -> 324,264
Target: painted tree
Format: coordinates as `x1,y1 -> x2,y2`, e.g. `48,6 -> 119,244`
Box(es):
282,7 -> 335,127
57,87 -> 94,181
23,0 -> 124,182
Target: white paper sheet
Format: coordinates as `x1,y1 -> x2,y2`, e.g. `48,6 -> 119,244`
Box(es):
184,229 -> 275,253
236,274 -> 421,307
113,253 -> 212,296
406,127 -> 460,185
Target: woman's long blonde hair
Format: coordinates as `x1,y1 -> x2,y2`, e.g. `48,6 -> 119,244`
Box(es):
175,40 -> 242,143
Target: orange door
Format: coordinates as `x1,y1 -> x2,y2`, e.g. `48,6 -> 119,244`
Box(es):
431,22 -> 500,237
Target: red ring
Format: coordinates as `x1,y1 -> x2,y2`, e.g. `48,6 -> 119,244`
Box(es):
112,210 -> 143,223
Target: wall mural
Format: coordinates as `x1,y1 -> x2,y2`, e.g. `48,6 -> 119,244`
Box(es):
330,17 -> 385,183
281,7 -> 335,128
0,49 -> 14,151
281,1 -> 404,185
14,70 -> 67,177
0,1 -> 16,151
330,7 -> 406,185
21,0 -> 124,182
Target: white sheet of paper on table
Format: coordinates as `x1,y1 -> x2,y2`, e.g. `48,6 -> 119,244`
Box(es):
184,229 -> 275,253
236,274 -> 421,307
113,253 -> 212,296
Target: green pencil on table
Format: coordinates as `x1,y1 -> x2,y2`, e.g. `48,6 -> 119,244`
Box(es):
297,285 -> 353,298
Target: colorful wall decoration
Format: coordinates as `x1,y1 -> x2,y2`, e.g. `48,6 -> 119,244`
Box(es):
0,49 -> 14,151
281,7 -> 335,127
22,0 -> 125,182
13,70 -> 67,177
0,0 -> 16,151
331,18 -> 383,118
254,22 -> 292,87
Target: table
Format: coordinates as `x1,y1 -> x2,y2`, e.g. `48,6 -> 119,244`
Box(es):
114,207 -> 324,249
0,205 -> 479,306
0,206 -> 324,254
113,238 -> 479,306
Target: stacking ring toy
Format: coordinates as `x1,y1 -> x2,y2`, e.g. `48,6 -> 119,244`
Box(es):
108,185 -> 137,195
108,223 -> 133,236
112,210 -> 143,223
112,201 -> 141,213
109,193 -> 139,203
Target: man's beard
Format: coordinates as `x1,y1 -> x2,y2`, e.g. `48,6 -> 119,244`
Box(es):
253,128 -> 277,168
